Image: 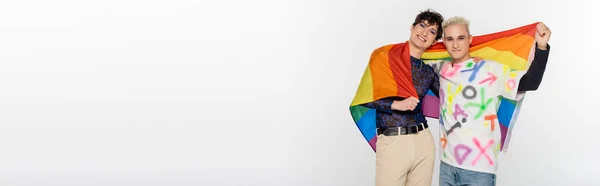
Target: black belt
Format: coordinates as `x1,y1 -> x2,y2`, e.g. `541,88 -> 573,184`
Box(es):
377,123 -> 428,136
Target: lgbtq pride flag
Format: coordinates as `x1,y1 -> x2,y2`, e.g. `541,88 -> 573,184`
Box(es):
350,22 -> 539,152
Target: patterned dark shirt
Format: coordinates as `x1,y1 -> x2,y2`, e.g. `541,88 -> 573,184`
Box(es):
361,56 -> 440,128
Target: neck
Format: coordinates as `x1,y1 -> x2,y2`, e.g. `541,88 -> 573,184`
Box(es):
408,41 -> 425,59
452,55 -> 472,64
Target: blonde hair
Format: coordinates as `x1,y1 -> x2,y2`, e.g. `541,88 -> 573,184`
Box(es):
442,16 -> 471,34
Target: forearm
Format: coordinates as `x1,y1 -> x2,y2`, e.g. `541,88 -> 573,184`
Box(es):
361,98 -> 395,113
518,44 -> 550,91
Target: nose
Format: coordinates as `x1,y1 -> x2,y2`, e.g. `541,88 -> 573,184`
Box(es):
452,41 -> 459,49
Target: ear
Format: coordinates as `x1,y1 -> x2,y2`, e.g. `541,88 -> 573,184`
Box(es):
468,34 -> 473,45
410,24 -> 414,31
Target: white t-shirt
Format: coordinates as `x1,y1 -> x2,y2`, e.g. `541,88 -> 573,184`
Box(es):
434,58 -> 525,174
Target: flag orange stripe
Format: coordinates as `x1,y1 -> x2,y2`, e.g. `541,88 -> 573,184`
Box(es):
369,45 -> 397,101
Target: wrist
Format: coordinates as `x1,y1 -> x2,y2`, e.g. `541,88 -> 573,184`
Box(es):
537,44 -> 548,50
391,100 -> 399,110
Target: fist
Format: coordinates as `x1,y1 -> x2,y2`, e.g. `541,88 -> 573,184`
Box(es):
392,97 -> 420,111
535,22 -> 551,50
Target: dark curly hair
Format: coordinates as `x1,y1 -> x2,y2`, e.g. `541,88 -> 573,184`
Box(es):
412,9 -> 444,40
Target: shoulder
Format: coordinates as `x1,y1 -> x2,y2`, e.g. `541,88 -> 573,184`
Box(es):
424,60 -> 449,74
371,42 -> 407,56
372,43 -> 398,53
479,59 -> 510,71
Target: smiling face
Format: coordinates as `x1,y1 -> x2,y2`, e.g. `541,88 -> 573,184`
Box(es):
442,23 -> 472,63
409,21 -> 440,51
406,9 -> 444,56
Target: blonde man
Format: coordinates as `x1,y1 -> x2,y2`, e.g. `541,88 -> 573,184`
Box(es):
433,17 -> 551,186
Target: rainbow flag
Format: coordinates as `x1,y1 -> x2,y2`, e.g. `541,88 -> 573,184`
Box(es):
350,22 -> 539,152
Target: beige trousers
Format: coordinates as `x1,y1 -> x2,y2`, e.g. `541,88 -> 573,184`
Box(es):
375,128 -> 435,186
